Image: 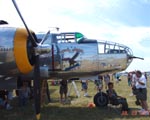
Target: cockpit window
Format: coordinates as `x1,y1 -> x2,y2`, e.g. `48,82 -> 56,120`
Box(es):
98,41 -> 132,55
107,49 -> 126,54
56,32 -> 85,43
75,32 -> 85,42
56,33 -> 76,43
36,32 -> 96,44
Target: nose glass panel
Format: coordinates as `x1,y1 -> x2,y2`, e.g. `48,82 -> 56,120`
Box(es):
98,40 -> 133,65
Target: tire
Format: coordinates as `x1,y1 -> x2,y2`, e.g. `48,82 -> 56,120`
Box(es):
94,92 -> 108,107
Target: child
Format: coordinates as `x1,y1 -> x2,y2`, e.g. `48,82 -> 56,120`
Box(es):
59,79 -> 68,103
18,81 -> 30,106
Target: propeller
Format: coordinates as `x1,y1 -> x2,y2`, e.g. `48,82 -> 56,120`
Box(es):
12,0 -> 50,119
40,30 -> 50,45
0,20 -> 8,25
12,0 -> 37,47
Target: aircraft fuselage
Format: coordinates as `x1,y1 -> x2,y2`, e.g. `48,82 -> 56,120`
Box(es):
0,30 -> 133,89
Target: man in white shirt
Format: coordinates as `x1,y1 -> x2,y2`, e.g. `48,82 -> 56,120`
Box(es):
135,70 -> 149,115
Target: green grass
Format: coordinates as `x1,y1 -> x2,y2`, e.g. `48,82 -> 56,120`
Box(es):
1,76 -> 150,120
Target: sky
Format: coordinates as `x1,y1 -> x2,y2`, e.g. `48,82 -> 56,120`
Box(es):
0,0 -> 150,72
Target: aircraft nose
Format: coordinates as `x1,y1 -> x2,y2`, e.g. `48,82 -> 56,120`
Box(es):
124,45 -> 144,60
125,46 -> 144,67
124,46 -> 133,57
98,40 -> 139,66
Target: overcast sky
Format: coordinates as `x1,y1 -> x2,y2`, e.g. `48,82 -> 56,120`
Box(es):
0,0 -> 150,72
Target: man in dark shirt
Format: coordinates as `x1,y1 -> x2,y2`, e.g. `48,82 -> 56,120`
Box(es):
59,79 -> 68,103
106,82 -> 129,112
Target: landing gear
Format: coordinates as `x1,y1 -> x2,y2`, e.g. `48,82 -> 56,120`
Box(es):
93,92 -> 108,107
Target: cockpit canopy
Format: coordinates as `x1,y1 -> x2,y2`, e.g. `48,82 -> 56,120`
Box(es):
98,40 -> 133,56
36,32 -> 133,56
36,32 -> 97,44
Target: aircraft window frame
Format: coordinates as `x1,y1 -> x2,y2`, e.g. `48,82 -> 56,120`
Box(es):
56,34 -> 76,43
56,32 -> 86,43
36,32 -> 88,44
98,43 -> 105,54
98,40 -> 133,55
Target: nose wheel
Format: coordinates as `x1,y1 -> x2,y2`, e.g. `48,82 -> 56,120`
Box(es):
93,92 -> 108,107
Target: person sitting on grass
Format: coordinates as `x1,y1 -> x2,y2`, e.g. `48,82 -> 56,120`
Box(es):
18,81 -> 30,106
59,79 -> 68,103
106,82 -> 129,112
0,90 -> 13,110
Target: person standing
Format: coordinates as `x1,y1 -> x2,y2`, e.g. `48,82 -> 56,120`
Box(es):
59,79 -> 68,103
129,71 -> 136,96
18,81 -> 30,106
135,70 -> 149,115
81,79 -> 88,97
127,72 -> 132,86
104,74 -> 110,89
94,75 -> 103,92
114,73 -> 121,84
144,72 -> 147,81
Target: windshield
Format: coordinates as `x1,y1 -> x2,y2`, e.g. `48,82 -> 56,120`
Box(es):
36,32 -> 86,44
98,40 -> 133,56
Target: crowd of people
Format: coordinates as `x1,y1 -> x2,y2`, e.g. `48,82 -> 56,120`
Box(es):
0,76 -> 32,110
59,71 -> 149,115
59,74 -> 113,101
0,71 -> 149,116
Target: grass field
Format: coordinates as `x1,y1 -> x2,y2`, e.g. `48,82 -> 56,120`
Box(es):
1,75 -> 150,120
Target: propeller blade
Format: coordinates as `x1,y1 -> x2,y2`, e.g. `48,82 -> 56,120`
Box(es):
40,30 -> 50,45
0,20 -> 8,25
33,55 -> 41,120
12,0 -> 37,47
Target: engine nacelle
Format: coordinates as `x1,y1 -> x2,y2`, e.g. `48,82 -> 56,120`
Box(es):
0,27 -> 34,76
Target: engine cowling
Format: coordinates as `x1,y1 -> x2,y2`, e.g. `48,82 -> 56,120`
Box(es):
0,27 -> 34,76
